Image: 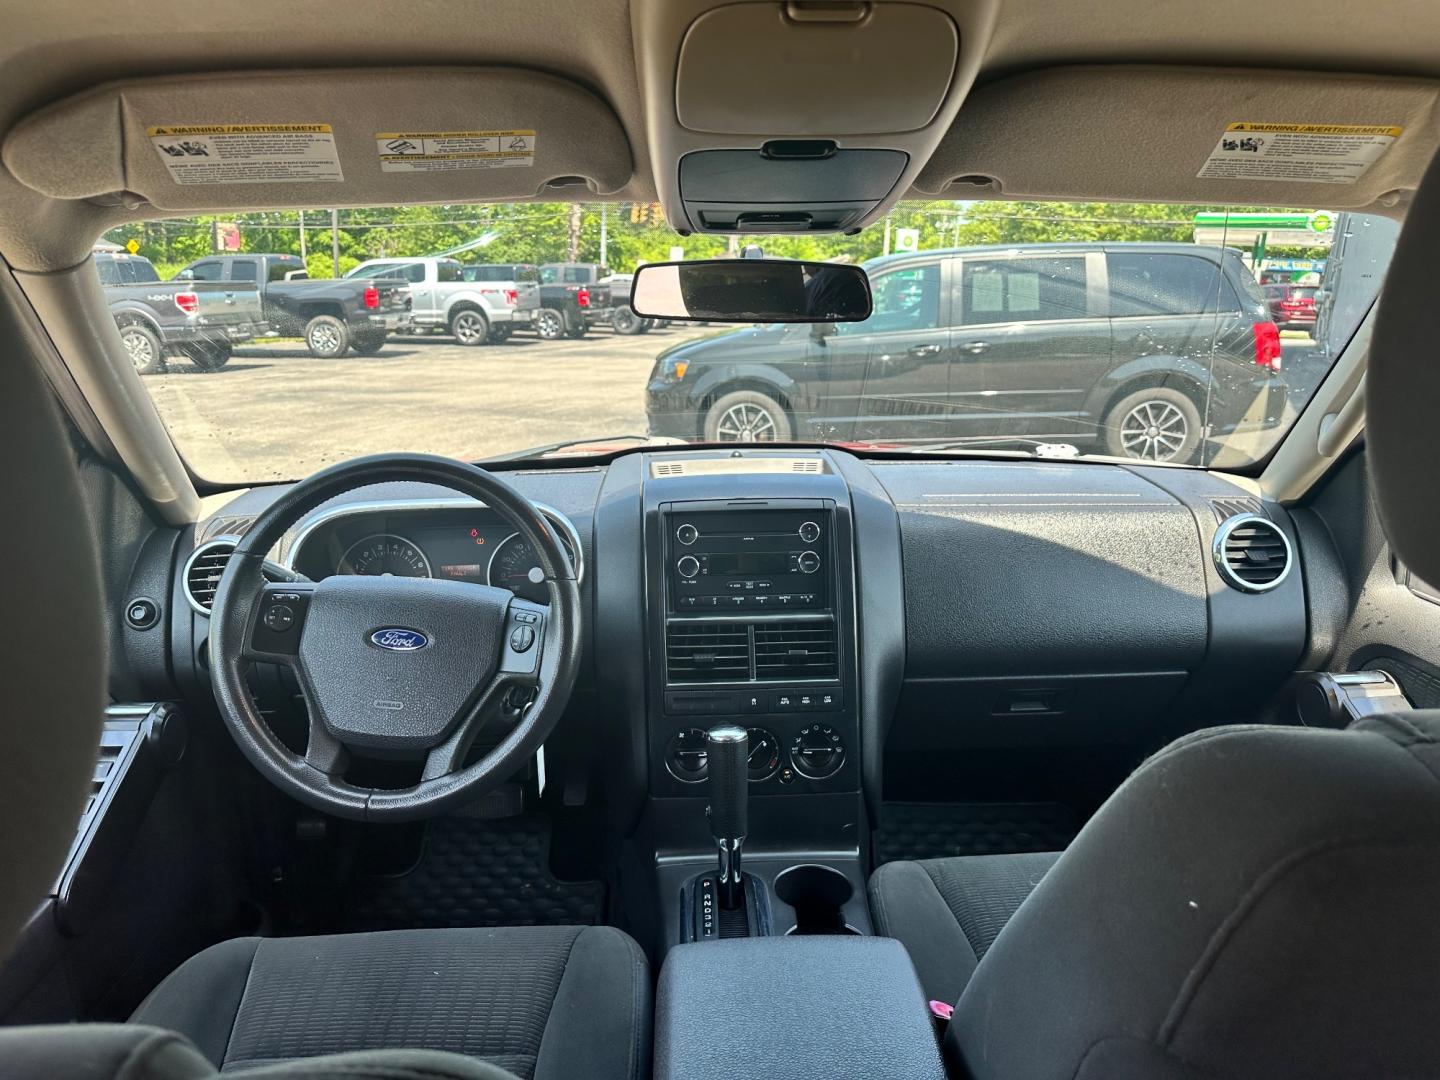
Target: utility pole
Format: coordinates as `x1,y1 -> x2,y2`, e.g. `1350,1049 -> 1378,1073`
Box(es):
567,203 -> 582,261
298,209 -> 307,260
599,203 -> 608,268
330,209 -> 340,274
882,212 -> 893,256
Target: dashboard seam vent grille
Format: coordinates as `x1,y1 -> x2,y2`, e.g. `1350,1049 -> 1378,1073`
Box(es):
1213,514 -> 1292,593
184,537 -> 238,614
754,620 -> 839,680
666,621 -> 752,682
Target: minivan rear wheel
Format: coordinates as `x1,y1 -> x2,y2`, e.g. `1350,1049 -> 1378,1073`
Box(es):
705,390 -> 792,443
1104,387 -> 1202,463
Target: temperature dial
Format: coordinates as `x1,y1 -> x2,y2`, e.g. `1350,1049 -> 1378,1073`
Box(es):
745,728 -> 781,782
789,724 -> 845,780
665,728 -> 711,782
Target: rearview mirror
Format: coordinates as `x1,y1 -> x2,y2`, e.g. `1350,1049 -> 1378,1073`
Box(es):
630,259 -> 871,323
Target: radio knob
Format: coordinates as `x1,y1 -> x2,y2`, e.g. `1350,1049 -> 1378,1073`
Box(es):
676,523 -> 699,546
797,550 -> 821,574
798,521 -> 821,543
677,555 -> 701,579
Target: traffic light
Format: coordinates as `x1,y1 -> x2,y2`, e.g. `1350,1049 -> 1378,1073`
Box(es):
630,203 -> 647,224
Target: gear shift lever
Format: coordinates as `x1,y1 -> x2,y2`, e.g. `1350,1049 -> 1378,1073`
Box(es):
706,725 -> 748,910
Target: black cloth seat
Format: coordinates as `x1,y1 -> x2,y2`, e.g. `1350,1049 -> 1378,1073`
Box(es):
869,850 -> 1059,1005
130,925 -> 651,1080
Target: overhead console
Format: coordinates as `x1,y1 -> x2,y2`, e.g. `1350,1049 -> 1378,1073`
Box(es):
633,0 -> 1000,234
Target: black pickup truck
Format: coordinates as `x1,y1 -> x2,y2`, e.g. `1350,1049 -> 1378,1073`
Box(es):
534,262 -> 615,340
176,254 -> 412,357
96,252 -> 265,374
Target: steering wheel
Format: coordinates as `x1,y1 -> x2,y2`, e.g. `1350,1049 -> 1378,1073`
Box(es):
208,454 -> 582,822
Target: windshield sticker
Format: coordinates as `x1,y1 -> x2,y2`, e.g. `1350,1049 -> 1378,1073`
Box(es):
374,131 -> 536,173
1199,123 -> 1401,184
148,124 -> 343,184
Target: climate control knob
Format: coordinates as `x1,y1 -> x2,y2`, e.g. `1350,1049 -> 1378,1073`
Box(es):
677,554 -> 701,579
798,520 -> 821,543
665,728 -> 711,782
796,550 -> 821,574
789,724 -> 845,780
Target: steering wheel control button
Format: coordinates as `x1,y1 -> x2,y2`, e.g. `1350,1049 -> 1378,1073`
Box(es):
509,624 -> 536,653
263,604 -> 296,632
513,610 -> 539,624
798,520 -> 821,543
676,522 -> 699,546
125,597 -> 160,630
790,723 -> 846,780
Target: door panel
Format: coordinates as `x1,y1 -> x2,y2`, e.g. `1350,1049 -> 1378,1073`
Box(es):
807,261 -> 956,443
950,254 -> 1110,441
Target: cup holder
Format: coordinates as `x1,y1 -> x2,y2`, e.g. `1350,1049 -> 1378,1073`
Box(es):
773,864 -> 861,936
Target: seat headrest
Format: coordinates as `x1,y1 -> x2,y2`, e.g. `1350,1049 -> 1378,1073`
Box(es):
1369,150 -> 1440,586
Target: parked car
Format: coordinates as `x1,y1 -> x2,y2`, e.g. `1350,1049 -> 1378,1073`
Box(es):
645,242 -> 1288,464
347,257 -> 534,345
1263,283 -> 1320,331
536,262 -> 614,339
605,272 -> 658,335
95,252 -> 265,374
176,254 -> 411,358
458,263 -> 542,342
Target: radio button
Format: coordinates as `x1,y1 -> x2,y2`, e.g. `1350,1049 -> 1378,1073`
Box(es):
676,523 -> 699,546
677,555 -> 701,579
799,521 -> 821,543
797,551 -> 821,574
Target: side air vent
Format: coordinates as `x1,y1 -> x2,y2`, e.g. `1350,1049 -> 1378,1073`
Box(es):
755,620 -> 839,680
1210,496 -> 1263,523
1213,514 -> 1292,593
183,537 -> 238,614
667,621 -> 751,682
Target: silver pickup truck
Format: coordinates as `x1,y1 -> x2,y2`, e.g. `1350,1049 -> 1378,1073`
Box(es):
345,256 -> 535,345
97,252 -> 265,374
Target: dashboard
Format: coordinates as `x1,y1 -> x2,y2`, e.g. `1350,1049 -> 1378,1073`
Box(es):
161,450 -> 1311,842
285,502 -> 582,605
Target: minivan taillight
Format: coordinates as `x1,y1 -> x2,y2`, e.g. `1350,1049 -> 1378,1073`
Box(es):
576,287 -> 591,308
363,285 -> 380,310
505,289 -> 518,306
174,291 -> 199,315
1253,320 -> 1282,371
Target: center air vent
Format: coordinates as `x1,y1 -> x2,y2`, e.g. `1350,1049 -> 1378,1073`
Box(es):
183,537 -> 238,613
667,621 -> 751,682
755,621 -> 839,680
1213,514 -> 1292,593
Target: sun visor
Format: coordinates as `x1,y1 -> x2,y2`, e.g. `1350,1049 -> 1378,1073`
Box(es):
915,66 -> 1440,211
2,68 -> 632,210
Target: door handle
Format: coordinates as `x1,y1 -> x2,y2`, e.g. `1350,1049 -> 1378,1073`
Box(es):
908,343 -> 943,358
960,340 -> 989,355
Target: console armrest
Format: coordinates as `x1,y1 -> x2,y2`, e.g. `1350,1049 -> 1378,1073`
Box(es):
655,937 -> 944,1080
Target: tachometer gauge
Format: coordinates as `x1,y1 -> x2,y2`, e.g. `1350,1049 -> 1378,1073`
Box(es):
487,532 -> 573,604
338,534 -> 432,577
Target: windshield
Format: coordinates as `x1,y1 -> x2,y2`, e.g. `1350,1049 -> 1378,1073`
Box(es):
101,201 -> 1396,481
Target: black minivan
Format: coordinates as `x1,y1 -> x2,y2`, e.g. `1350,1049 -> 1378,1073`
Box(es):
644,243 -> 1288,463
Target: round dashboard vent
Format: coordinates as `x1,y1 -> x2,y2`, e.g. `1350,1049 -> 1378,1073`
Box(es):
1213,514 -> 1292,593
183,537 -> 239,614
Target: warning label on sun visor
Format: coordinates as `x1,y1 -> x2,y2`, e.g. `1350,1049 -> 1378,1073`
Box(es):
1199,123 -> 1401,184
374,131 -> 536,172
148,125 -> 343,184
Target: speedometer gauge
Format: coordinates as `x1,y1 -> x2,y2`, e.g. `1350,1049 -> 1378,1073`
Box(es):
338,534 -> 432,578
487,532 -> 572,604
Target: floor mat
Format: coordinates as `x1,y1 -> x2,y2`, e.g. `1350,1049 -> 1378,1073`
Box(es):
876,802 -> 1078,865
344,814 -> 605,931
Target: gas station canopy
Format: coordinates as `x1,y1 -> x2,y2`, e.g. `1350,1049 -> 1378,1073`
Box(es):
1193,211 -> 1336,248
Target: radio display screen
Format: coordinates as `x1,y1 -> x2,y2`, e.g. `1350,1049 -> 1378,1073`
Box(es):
705,552 -> 791,576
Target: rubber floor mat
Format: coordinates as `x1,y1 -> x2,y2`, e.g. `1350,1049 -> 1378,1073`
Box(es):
345,815 -> 604,930
876,802 -> 1078,865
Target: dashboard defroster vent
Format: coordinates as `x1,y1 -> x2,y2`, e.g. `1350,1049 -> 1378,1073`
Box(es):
1213,514 -> 1292,593
667,621 -> 751,682
183,537 -> 238,614
755,620 -> 839,680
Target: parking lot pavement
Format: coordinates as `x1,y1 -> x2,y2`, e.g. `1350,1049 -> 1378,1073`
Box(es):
145,326 -> 716,481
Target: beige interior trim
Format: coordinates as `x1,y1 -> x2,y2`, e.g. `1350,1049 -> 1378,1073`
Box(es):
917,66 -> 1440,213
1260,308 -> 1372,504
14,260 -> 200,524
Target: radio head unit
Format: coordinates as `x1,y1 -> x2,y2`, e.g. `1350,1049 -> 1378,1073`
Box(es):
667,507 -> 830,613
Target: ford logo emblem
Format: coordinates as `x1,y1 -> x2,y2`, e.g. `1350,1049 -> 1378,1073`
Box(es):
369,628 -> 429,652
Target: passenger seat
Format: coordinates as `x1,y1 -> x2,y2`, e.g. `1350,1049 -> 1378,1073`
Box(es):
868,850 -> 1059,1005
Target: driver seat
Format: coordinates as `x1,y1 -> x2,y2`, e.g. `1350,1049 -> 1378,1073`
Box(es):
128,924 -> 650,1079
